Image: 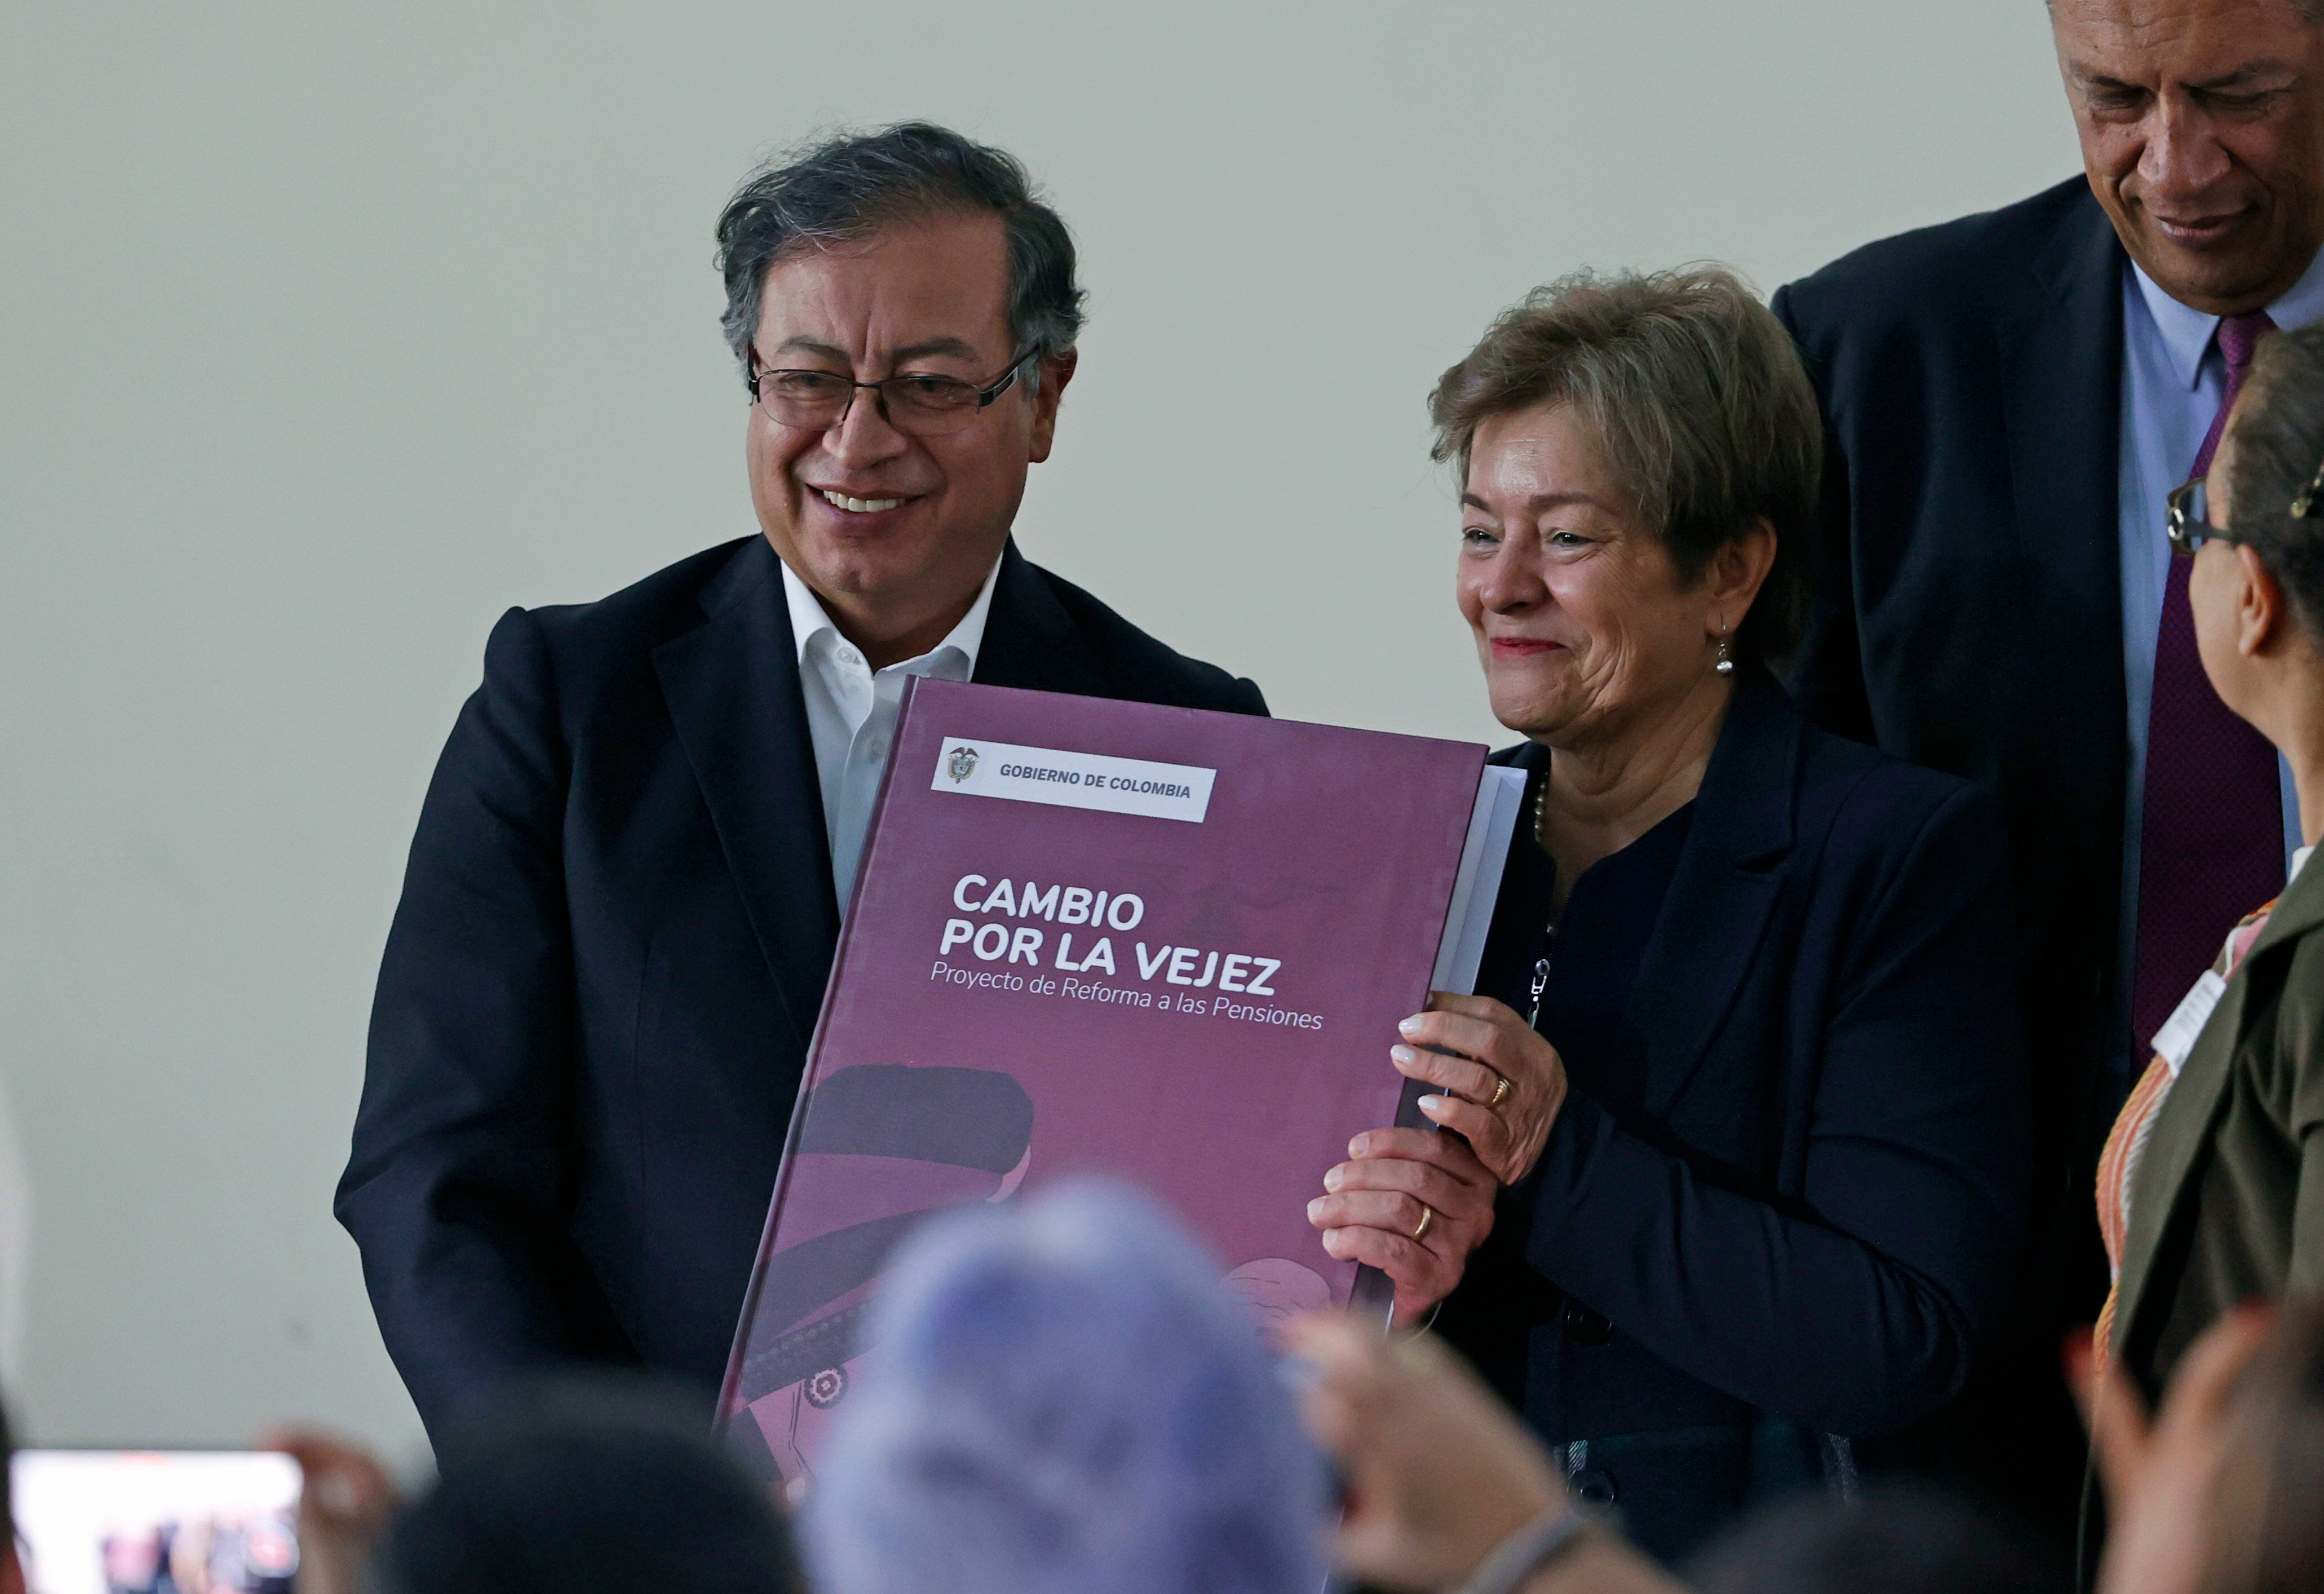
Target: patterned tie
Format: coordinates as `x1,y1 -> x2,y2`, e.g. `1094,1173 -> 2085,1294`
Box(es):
2128,311 -> 2285,1061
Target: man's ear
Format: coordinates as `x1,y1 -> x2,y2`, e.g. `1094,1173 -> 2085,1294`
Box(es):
1026,349 -> 1078,464
2237,543 -> 2288,657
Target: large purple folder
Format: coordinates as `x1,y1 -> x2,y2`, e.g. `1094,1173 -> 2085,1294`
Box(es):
716,679 -> 1521,1481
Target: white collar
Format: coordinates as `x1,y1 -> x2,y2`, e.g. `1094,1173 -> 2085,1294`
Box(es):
2294,844 -> 2316,884
2131,243 -> 2324,391
778,552 -> 1002,675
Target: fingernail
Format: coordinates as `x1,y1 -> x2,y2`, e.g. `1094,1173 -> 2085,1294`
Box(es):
1348,1136 -> 1366,1157
1399,1016 -> 1423,1035
1391,1044 -> 1417,1067
1418,1094 -> 1446,1114
1307,1198 -> 1325,1220
1323,1166 -> 1344,1192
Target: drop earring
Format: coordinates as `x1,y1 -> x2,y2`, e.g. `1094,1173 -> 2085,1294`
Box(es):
1714,625 -> 1734,678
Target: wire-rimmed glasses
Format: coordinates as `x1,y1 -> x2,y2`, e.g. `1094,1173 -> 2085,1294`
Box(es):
747,347 -> 1041,437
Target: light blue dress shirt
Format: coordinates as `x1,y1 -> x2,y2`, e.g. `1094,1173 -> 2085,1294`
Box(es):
2113,254 -> 2322,1065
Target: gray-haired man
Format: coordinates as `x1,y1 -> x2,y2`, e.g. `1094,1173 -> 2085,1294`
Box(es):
339,123 -> 1265,1438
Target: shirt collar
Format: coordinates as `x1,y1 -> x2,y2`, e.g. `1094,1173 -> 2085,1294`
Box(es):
2132,243 -> 2324,391
778,552 -> 1002,675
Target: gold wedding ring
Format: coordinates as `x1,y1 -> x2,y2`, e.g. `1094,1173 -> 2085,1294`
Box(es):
1412,1203 -> 1436,1244
1489,1073 -> 1512,1110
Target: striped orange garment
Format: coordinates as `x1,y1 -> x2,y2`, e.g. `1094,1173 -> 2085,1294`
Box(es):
2093,897 -> 2282,1360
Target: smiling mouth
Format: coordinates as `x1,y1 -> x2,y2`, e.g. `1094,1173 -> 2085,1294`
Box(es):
2147,209 -> 2250,245
816,488 -> 908,514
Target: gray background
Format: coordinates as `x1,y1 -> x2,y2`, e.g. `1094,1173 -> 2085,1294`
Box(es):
0,1 -> 2080,1459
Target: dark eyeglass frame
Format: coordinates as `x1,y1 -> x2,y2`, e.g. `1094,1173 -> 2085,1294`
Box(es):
746,345 -> 1043,436
2166,450 -> 2324,557
2165,477 -> 2246,557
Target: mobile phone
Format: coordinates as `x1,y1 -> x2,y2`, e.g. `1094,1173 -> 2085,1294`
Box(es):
11,1449 -> 300,1594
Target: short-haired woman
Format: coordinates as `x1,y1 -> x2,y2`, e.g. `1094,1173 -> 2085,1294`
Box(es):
2095,318 -> 2324,1428
1305,268 -> 2033,1561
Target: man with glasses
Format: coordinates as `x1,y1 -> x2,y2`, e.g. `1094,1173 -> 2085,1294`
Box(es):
1772,0 -> 2324,1549
338,122 -> 1264,1439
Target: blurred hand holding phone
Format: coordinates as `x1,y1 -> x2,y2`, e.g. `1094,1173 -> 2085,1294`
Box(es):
13,1451 -> 299,1594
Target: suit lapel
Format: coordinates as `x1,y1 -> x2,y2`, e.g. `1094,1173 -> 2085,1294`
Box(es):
971,541 -> 1109,698
2114,856 -> 2324,1339
653,537 -> 840,1052
1630,666 -> 1799,1118
2002,189 -> 2131,857
2002,189 -> 2126,672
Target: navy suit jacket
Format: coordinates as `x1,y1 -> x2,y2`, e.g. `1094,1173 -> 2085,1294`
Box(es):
1770,175 -> 2127,1193
1442,667 -> 2031,1564
1772,176 -> 2132,1558
339,535 -> 1265,1440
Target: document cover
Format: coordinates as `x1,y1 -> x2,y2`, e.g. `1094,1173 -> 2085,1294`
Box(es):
718,678 -> 1520,1481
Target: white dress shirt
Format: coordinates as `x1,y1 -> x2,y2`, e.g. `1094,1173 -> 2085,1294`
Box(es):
781,557 -> 1000,911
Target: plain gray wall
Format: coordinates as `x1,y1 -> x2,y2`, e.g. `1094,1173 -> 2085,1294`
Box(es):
0,1 -> 2082,1458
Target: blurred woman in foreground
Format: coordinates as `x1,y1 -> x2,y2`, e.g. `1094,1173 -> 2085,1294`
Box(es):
801,1179 -> 1330,1594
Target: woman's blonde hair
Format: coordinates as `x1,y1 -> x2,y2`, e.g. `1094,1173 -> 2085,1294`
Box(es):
1428,265 -> 1822,665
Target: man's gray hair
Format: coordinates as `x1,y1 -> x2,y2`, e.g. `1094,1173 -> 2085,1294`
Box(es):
1427,265 -> 1823,667
715,122 -> 1084,393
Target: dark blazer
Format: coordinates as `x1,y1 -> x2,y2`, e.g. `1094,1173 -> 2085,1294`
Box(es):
1441,666 -> 2031,1565
1772,180 -> 2130,1544
1772,176 -> 2126,1176
339,535 -> 1265,1440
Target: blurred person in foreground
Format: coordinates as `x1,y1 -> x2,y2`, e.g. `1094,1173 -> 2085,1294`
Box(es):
274,1378 -> 800,1594
0,1396 -> 21,1594
1687,1487 -> 2059,1594
1289,1314 -> 2055,1594
1286,1314 -> 1676,1594
2073,1299 -> 2324,1594
340,121 -> 1265,1441
1774,0 -> 2324,1537
1308,267 -> 2031,1561
801,1179 -> 1330,1594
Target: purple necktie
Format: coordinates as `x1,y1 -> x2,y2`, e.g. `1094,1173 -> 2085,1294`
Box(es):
2128,310 -> 2284,1057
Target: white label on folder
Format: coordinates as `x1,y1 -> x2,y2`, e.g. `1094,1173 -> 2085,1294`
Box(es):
931,736 -> 1215,823
2153,969 -> 2227,1078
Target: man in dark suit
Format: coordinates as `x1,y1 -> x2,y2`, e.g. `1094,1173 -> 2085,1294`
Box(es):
1773,0 -> 2324,1540
338,123 -> 1264,1440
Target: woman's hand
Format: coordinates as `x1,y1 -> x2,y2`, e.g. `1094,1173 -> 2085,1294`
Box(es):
1394,993 -> 1569,1185
1309,1126 -> 1497,1326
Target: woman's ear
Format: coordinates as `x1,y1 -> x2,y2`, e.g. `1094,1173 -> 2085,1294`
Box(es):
2236,543 -> 2287,659
1705,519 -> 1778,623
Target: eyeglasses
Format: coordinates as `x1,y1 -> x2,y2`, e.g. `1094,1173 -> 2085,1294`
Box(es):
2166,477 -> 2244,556
747,347 -> 1041,437
2168,451 -> 2324,556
